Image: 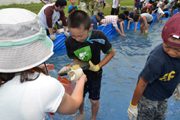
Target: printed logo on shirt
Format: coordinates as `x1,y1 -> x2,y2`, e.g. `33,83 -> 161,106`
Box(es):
79,52 -> 89,60
74,46 -> 92,62
159,71 -> 175,81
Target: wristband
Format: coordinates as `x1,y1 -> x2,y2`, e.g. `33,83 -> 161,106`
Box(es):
130,101 -> 138,107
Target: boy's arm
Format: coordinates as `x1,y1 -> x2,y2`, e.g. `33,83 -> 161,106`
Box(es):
161,16 -> 163,22
114,25 -> 126,36
40,0 -> 46,4
98,48 -> 115,68
50,0 -> 54,3
120,22 -> 125,34
134,22 -> 138,31
78,0 -> 80,5
131,77 -> 148,106
142,17 -> 148,30
100,21 -> 108,25
117,0 -> 121,8
128,77 -> 148,120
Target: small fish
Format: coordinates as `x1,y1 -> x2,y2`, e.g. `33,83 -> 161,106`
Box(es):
58,61 -> 90,76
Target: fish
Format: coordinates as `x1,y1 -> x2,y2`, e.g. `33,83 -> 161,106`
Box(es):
58,61 -> 90,76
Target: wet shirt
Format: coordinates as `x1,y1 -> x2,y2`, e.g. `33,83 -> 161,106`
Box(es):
141,13 -> 153,22
90,15 -> 99,29
65,30 -> 112,80
138,44 -> 180,101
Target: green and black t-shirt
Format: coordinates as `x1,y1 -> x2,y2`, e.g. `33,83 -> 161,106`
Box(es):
65,30 -> 112,80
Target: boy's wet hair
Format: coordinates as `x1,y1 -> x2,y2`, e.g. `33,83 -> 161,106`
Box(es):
67,10 -> 91,30
118,13 -> 126,20
164,13 -> 169,18
55,0 -> 67,7
123,11 -> 129,16
133,14 -> 140,22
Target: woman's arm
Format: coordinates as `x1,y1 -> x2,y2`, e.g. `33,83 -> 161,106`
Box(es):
56,73 -> 87,114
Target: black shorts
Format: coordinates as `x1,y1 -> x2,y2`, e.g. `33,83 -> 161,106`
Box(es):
83,70 -> 102,100
147,20 -> 153,25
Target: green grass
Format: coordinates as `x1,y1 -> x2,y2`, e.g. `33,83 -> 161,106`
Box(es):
0,0 -> 134,16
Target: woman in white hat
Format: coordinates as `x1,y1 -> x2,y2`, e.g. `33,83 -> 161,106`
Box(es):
0,8 -> 87,120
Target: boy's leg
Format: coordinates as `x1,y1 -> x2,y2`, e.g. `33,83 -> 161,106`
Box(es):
138,95 -> 158,120
140,22 -> 145,33
88,77 -> 102,120
155,99 -> 168,120
127,20 -> 130,30
115,7 -> 119,15
111,8 -> 115,15
90,99 -> 100,120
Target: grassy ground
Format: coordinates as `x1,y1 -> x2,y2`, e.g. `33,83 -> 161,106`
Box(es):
0,0 -> 134,16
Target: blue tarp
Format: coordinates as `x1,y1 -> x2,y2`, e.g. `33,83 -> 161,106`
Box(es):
51,9 -> 179,51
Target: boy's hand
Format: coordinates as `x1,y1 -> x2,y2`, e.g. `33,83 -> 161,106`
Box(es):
173,84 -> 180,102
64,31 -> 70,37
88,60 -> 100,72
127,101 -> 138,120
50,35 -> 56,41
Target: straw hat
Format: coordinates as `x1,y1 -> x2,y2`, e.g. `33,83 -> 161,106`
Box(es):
0,8 -> 54,73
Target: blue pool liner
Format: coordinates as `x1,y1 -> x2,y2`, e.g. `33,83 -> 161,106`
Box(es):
51,9 -> 179,51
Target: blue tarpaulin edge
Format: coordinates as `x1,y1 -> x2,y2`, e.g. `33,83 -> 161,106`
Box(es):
51,9 -> 179,51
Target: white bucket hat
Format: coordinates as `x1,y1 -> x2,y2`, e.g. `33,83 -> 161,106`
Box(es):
0,8 -> 54,73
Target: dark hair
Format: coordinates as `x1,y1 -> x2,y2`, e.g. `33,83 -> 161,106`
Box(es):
68,7 -> 77,14
133,14 -> 140,22
152,2 -> 157,7
177,3 -> 180,8
164,13 -> 169,18
67,10 -> 91,30
156,0 -> 159,1
172,5 -> 177,10
55,0 -> 67,7
0,67 -> 47,86
118,13 -> 125,20
163,1 -> 168,5
123,11 -> 129,16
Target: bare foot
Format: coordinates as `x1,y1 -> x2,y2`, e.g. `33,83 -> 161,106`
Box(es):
75,111 -> 85,120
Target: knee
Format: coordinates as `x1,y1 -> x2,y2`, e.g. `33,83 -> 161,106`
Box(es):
90,99 -> 99,106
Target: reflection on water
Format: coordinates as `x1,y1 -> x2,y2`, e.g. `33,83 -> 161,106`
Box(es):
46,20 -> 180,120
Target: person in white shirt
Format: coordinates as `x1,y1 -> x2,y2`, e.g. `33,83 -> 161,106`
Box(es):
111,0 -> 121,15
0,8 -> 87,120
152,6 -> 169,22
101,13 -> 126,36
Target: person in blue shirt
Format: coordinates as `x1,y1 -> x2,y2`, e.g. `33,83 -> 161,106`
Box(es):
68,0 -> 78,15
127,13 -> 180,120
90,12 -> 106,29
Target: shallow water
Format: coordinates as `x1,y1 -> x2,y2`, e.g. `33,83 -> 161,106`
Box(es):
46,20 -> 180,120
